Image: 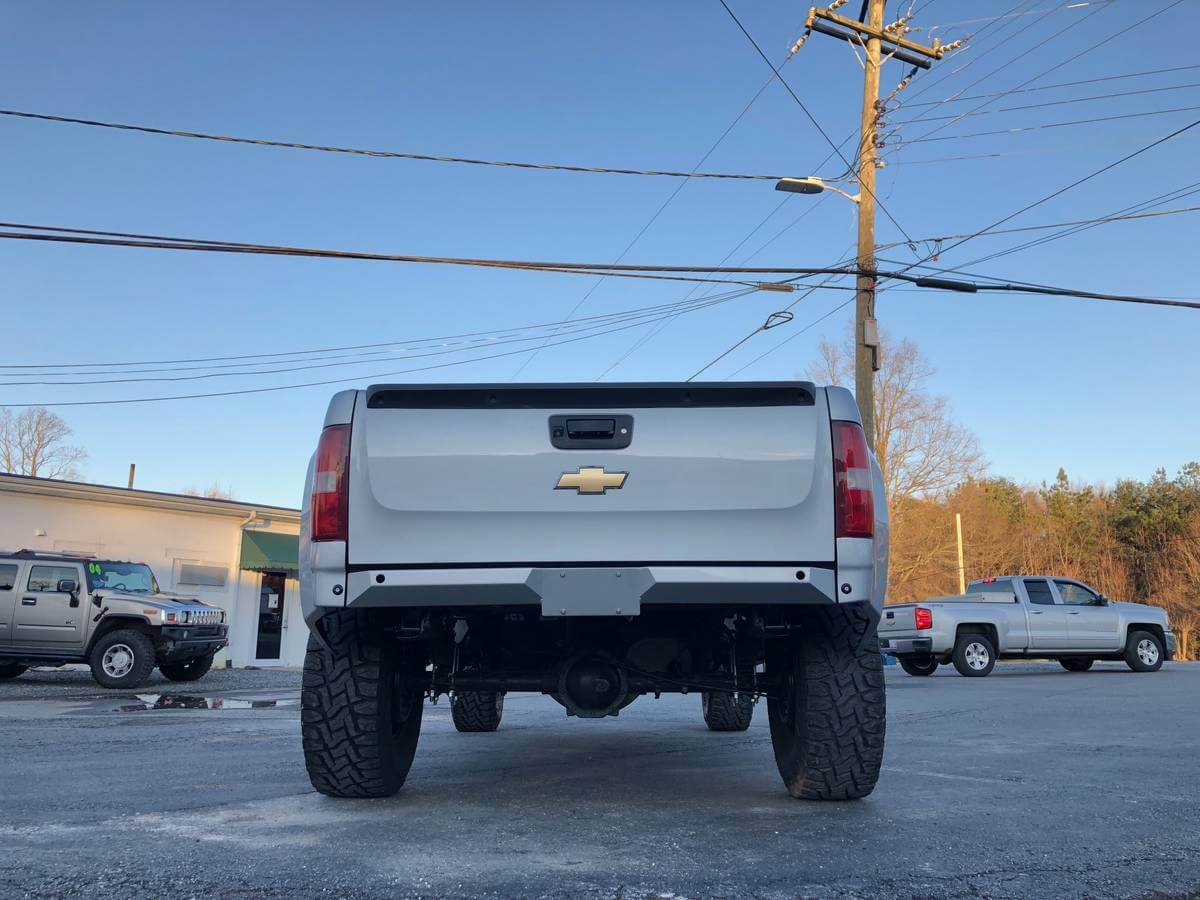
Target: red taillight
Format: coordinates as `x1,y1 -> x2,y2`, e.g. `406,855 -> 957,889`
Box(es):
312,424 -> 351,542
914,607 -> 933,630
832,420 -> 874,539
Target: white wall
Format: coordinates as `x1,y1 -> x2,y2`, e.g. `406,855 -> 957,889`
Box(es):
0,491 -> 303,667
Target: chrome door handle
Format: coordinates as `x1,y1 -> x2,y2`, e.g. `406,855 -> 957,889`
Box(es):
1067,611 -> 1080,615
21,596 -> 37,606
1030,610 -> 1044,614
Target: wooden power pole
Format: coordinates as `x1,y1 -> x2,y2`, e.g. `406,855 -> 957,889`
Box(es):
803,1 -> 954,449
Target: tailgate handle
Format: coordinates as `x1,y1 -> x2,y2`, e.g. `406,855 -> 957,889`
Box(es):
567,418 -> 615,440
549,414 -> 633,450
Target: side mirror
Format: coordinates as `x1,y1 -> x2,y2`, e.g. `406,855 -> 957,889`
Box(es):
1097,594 -> 1110,606
57,579 -> 78,594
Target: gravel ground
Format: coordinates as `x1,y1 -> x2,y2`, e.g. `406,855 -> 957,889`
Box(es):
0,660 -> 1197,899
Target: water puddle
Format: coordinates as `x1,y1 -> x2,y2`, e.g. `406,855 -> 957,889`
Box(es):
114,693 -> 300,712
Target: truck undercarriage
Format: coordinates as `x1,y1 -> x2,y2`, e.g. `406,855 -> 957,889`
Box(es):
301,601 -> 885,802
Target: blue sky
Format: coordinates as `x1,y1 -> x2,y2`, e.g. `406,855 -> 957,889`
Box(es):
2,1 -> 1197,507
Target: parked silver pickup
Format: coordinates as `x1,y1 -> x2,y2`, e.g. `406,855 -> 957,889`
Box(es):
300,381 -> 889,801
879,576 -> 1175,677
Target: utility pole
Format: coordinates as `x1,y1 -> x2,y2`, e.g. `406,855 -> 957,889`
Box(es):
127,463 -> 136,489
855,0 -> 884,449
802,1 -> 955,449
955,512 -> 966,594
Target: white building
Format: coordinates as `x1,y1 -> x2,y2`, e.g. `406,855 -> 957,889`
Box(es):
0,473 -> 305,667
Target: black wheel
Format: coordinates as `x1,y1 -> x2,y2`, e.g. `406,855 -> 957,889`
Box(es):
1124,630 -> 1164,673
1059,657 -> 1094,672
898,656 -> 939,677
451,690 -> 504,732
701,690 -> 754,731
159,653 -> 216,682
951,633 -> 995,677
0,661 -> 27,680
89,629 -> 157,689
301,609 -> 425,798
766,603 -> 886,800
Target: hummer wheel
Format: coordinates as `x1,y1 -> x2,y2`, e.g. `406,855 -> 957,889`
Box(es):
89,629 -> 156,689
302,609 -> 425,798
766,603 -> 886,800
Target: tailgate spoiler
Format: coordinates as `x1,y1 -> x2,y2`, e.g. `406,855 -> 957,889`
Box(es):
365,382 -> 816,409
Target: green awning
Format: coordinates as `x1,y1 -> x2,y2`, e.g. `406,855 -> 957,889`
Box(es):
240,531 -> 299,574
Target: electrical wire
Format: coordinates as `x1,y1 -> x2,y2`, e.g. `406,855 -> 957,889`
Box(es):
0,108 -> 787,182
0,289 -> 765,387
508,57 -> 800,379
897,0 -> 1187,147
717,0 -> 915,244
894,80 -> 1200,123
0,222 -> 877,279
876,202 -> 1200,253
0,289 -> 768,372
0,301 -> 779,409
902,62 -> 1200,108
887,116 -> 1200,278
901,104 -> 1200,143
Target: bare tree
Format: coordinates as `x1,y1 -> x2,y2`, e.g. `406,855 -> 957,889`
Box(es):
181,482 -> 236,501
0,407 -> 87,480
806,329 -> 983,508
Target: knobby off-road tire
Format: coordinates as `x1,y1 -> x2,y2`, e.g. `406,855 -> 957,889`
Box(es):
702,690 -> 755,731
451,690 -> 504,732
159,653 -> 216,682
302,609 -> 425,798
1059,657 -> 1094,672
89,629 -> 157,689
1124,630 -> 1164,673
899,656 -> 939,677
766,603 -> 886,801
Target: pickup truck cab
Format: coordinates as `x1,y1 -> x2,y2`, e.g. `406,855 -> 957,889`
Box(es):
879,575 -> 1175,677
300,381 -> 889,801
0,550 -> 228,688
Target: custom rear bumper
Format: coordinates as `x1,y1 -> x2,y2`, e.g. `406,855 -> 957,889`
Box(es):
879,636 -> 933,655
305,563 -> 848,626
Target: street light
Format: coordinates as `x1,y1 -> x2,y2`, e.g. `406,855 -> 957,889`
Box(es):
774,176 -> 860,205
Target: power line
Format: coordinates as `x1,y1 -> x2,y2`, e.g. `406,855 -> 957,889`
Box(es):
890,116 -> 1200,275
894,80 -> 1200,123
0,289 -> 764,387
0,222 -> 856,283
1,308 -> 774,409
877,202 -> 1200,252
0,108 -> 787,182
898,0 -> 1187,147
509,57 -> 799,379
0,290 -> 767,371
717,0 -> 915,244
901,62 -> 1200,107
901,104 -> 1200,143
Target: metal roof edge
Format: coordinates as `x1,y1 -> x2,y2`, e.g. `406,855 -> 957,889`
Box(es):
0,472 -> 301,523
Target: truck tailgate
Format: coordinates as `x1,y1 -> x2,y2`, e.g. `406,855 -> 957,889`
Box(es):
347,383 -> 835,567
881,604 -> 919,637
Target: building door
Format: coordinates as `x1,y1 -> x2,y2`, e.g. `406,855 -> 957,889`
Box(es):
254,572 -> 287,664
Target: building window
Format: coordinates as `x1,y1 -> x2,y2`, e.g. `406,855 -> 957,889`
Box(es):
175,561 -> 229,588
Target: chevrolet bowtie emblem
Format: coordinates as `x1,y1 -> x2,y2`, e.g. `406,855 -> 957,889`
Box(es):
555,466 -> 628,495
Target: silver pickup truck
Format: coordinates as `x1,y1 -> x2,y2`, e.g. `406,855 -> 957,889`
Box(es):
879,576 -> 1175,677
300,381 -> 890,801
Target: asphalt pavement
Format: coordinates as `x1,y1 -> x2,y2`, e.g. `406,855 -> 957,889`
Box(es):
0,661 -> 1197,899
